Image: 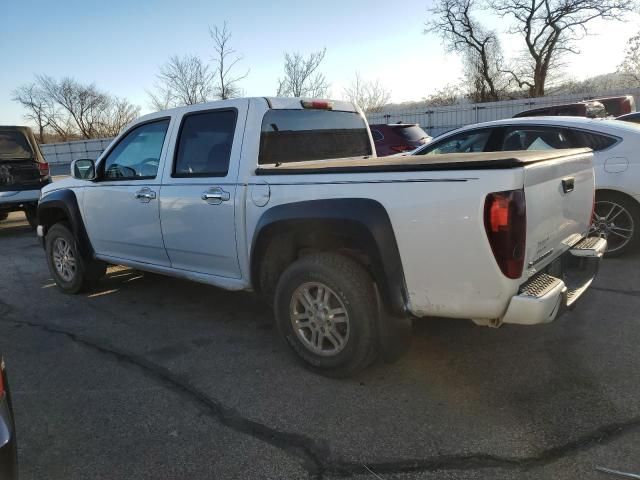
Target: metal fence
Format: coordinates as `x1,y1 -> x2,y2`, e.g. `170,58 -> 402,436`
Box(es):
366,88 -> 640,138
40,137 -> 114,165
39,88 -> 640,164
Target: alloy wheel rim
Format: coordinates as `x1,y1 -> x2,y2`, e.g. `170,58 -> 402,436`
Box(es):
290,282 -> 350,357
52,238 -> 76,282
590,200 -> 634,253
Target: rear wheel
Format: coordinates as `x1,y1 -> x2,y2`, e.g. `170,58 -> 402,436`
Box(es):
45,223 -> 106,293
590,192 -> 640,257
274,253 -> 379,377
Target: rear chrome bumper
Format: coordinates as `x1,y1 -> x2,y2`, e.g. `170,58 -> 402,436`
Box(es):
502,237 -> 606,325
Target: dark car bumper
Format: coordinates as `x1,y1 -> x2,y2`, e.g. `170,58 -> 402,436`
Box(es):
0,375 -> 18,480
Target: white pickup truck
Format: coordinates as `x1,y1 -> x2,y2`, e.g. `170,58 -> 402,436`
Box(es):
37,97 -> 605,376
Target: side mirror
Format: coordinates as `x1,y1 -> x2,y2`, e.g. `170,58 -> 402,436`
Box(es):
71,159 -> 96,180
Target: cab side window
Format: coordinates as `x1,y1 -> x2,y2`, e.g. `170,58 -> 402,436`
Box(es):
102,120 -> 170,179
501,126 -> 573,151
417,129 -> 492,155
173,110 -> 237,177
568,130 -> 618,151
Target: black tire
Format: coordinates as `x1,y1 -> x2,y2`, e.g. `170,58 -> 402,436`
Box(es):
592,191 -> 640,257
45,223 -> 106,294
24,205 -> 38,229
274,252 -> 379,378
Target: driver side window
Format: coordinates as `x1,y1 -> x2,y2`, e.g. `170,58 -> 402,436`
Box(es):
102,119 -> 170,180
418,129 -> 492,155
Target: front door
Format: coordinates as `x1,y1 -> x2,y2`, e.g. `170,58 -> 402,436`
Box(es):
82,118 -> 172,266
159,105 -> 244,278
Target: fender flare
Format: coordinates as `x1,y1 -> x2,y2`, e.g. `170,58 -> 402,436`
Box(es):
37,189 -> 94,259
251,198 -> 408,316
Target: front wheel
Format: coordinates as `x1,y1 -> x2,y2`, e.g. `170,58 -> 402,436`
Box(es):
590,192 -> 640,257
45,223 -> 106,294
274,253 -> 379,377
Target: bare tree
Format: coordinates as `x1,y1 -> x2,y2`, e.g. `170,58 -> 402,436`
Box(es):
424,84 -> 464,107
148,55 -> 214,109
619,31 -> 640,83
98,97 -> 141,137
276,49 -> 329,97
426,0 -> 506,102
342,73 -> 391,112
491,0 -> 636,97
13,75 -> 140,141
12,83 -> 51,142
39,76 -> 112,139
209,22 -> 249,100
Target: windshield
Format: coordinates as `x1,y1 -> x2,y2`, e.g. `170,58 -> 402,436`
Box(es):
0,130 -> 34,158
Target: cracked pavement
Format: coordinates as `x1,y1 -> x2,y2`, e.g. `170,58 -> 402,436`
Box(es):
1,211 -> 639,479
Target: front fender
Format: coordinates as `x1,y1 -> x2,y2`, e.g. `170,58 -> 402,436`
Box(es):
37,189 -> 94,259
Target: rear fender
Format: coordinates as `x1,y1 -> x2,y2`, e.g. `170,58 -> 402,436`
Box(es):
251,198 -> 408,316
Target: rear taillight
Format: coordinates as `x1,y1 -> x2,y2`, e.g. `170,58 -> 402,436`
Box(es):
301,99 -> 334,110
390,145 -> 414,153
484,189 -> 526,279
38,162 -> 50,177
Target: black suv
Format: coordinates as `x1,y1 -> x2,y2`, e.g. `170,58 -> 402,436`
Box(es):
0,126 -> 51,227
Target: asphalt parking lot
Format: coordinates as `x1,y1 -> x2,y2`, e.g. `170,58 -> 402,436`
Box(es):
1,211 -> 639,480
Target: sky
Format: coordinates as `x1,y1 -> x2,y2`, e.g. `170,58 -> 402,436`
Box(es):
1,0 -> 639,125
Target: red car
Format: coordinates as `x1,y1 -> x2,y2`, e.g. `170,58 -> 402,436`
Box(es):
369,123 -> 431,156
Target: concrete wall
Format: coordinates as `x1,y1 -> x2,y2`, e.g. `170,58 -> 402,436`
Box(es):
40,137 -> 114,165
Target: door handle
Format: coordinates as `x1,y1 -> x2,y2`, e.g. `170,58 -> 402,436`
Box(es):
201,187 -> 230,205
134,188 -> 156,203
561,177 -> 575,194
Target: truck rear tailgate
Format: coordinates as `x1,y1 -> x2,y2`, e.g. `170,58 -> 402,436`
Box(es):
522,149 -> 594,275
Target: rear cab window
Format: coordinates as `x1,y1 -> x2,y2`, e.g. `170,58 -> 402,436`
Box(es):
394,125 -> 429,142
258,110 -> 372,165
0,130 -> 34,158
371,129 -> 384,142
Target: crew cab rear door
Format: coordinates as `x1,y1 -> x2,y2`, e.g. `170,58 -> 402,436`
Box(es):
159,100 -> 248,279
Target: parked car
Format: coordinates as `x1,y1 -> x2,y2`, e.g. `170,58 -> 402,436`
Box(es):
591,95 -> 635,116
0,356 -> 18,480
616,112 -> 640,124
513,101 -> 606,119
0,126 -> 51,227
411,116 -> 640,256
37,98 -> 603,376
369,123 -> 431,156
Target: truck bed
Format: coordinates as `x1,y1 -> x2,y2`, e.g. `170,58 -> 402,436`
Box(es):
256,148 -> 592,175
